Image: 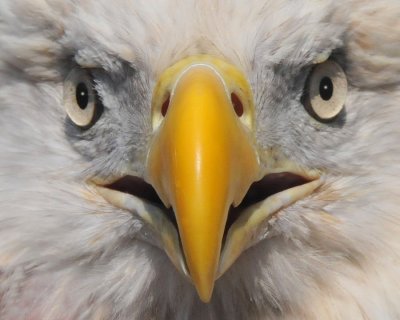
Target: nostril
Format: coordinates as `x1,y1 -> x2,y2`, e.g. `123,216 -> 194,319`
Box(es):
231,92 -> 244,117
161,94 -> 171,117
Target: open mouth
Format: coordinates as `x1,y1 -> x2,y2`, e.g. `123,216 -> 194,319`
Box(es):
225,173 -> 310,236
104,175 -> 176,224
105,173 -> 311,241
94,169 -> 322,280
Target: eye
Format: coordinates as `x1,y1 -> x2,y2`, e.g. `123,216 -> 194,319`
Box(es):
302,60 -> 347,122
63,68 -> 101,128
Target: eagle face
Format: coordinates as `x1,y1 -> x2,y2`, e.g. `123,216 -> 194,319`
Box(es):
1,0 -> 400,319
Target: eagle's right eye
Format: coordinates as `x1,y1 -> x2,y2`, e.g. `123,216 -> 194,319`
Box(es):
64,68 -> 101,128
302,60 -> 348,122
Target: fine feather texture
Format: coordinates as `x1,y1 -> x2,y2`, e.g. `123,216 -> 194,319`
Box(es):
0,0 -> 400,319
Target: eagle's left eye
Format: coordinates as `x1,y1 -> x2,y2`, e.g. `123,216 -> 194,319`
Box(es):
302,60 -> 348,122
63,68 -> 101,128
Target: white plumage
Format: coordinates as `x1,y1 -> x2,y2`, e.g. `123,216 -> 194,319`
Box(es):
0,0 -> 400,319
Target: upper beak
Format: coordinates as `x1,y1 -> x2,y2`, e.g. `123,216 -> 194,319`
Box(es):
146,56 -> 261,302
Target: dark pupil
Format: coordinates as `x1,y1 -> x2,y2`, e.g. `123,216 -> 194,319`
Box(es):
319,77 -> 333,101
76,82 -> 89,109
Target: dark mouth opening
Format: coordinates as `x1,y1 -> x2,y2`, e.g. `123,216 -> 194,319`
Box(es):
104,175 -> 177,227
225,173 -> 310,239
105,173 -> 310,235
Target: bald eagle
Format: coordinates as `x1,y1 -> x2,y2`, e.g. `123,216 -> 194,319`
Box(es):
1,0 -> 400,319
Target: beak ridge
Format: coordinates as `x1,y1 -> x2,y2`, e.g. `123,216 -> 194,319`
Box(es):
147,61 -> 260,302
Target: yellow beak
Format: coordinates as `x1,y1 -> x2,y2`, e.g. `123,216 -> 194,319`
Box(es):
146,56 -> 260,302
